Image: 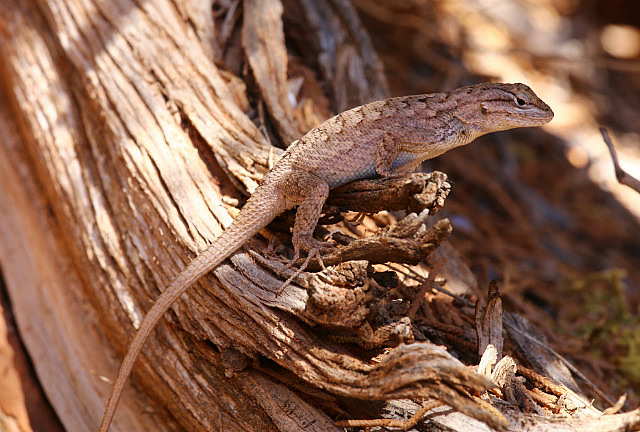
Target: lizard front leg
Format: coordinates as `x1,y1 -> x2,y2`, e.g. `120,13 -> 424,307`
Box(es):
375,128 -> 441,177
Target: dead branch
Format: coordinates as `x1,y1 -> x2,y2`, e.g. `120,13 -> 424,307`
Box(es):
600,127 -> 640,194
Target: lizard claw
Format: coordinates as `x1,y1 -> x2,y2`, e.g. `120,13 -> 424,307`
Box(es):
277,248 -> 319,295
276,234 -> 333,295
280,250 -> 300,273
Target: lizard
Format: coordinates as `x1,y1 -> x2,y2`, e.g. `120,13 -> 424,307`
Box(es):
99,82 -> 553,431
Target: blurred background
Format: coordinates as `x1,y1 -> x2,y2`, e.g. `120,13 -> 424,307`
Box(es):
353,0 -> 640,407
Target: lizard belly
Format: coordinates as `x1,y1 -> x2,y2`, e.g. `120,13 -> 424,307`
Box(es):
324,151 -> 418,188
326,165 -> 378,188
314,142 -> 379,188
391,151 -> 418,172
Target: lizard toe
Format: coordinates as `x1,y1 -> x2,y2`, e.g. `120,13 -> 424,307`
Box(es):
291,233 -> 333,254
276,235 -> 334,294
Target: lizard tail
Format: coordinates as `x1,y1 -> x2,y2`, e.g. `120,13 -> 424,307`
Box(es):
99,183 -> 286,432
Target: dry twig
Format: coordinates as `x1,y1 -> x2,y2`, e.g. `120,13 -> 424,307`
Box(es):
600,127 -> 640,193
335,400 -> 445,431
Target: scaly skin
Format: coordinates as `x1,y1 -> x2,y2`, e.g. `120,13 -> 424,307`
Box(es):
99,82 -> 553,431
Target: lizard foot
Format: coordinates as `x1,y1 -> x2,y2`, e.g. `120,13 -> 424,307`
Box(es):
276,234 -> 333,295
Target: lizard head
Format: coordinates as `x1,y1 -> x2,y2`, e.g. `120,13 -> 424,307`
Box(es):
455,83 -> 554,132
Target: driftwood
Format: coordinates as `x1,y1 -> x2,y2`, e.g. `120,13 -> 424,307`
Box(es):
1,1 -> 639,432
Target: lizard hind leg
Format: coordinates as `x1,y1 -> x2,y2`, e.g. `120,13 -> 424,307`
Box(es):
276,170 -> 333,294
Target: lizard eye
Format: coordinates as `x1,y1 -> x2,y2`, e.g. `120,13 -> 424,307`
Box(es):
515,96 -> 527,107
